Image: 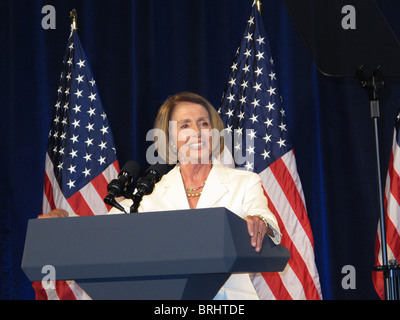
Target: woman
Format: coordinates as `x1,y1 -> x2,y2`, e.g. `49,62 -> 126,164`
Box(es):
112,92 -> 281,299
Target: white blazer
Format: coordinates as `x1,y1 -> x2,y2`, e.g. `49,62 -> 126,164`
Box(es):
112,163 -> 281,300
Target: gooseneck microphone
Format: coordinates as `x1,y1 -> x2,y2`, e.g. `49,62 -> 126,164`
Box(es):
130,163 -> 168,213
104,161 -> 140,213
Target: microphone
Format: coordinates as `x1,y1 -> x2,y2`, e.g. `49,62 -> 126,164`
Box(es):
130,163 -> 168,213
104,161 -> 140,213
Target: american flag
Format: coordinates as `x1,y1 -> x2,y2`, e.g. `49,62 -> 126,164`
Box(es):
32,29 -> 120,300
218,2 -> 322,299
373,109 -> 400,299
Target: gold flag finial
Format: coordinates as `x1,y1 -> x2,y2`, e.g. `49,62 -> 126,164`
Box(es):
256,0 -> 262,14
70,9 -> 78,31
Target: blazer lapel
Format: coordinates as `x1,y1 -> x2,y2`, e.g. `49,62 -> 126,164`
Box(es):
196,164 -> 230,209
162,165 -> 190,210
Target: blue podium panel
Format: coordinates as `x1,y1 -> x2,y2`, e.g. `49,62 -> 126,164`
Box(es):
22,207 -> 290,299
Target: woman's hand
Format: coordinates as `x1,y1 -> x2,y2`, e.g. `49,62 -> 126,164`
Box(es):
38,209 -> 69,219
244,215 -> 271,252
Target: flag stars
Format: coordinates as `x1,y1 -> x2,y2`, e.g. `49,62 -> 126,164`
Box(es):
225,124 -> 233,134
85,137 -> 94,147
263,133 -> 272,143
255,51 -> 265,61
67,179 -> 76,189
67,164 -> 77,174
255,67 -> 263,77
71,119 -> 80,129
244,161 -> 254,171
264,118 -> 273,127
98,156 -> 106,165
87,107 -> 96,116
267,86 -> 276,96
253,82 -> 262,92
86,123 -> 95,132
261,150 -> 270,159
88,92 -> 97,102
84,153 -> 92,162
244,49 -> 252,58
249,114 -> 259,123
277,138 -> 286,148
73,104 -> 81,114
74,89 -> 83,99
248,16 -> 255,26
248,129 -> 257,140
246,145 -> 255,155
82,168 -> 91,177
77,59 -> 86,68
98,141 -> 107,150
256,35 -> 265,45
70,134 -> 79,144
245,32 -> 253,42
251,98 -> 260,108
269,71 -> 276,80
227,93 -> 235,103
265,102 -> 275,111
69,149 -> 78,158
76,74 -> 84,84
225,109 -> 234,118
100,125 -> 109,135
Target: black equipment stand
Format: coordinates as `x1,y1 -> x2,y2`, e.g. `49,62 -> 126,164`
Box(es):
282,0 -> 400,299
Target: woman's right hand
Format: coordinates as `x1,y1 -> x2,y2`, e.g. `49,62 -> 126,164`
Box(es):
38,209 -> 69,219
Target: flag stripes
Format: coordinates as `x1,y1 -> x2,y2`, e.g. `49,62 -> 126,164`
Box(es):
260,151 -> 321,299
373,123 -> 400,299
219,2 -> 322,299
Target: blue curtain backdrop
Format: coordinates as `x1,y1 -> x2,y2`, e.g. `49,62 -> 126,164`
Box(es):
2,0 -> 400,300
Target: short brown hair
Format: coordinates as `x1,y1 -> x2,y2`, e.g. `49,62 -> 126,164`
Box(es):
154,92 -> 225,164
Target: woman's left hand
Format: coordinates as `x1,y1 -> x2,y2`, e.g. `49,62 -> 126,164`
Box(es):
244,215 -> 268,252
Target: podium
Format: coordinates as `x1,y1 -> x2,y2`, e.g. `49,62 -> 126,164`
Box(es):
21,207 -> 290,300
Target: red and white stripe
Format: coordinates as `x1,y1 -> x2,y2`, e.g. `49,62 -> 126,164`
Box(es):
42,153 -> 119,216
251,150 -> 323,300
373,129 -> 400,299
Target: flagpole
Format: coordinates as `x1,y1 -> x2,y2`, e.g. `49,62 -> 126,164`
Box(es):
256,0 -> 262,14
70,9 -> 78,31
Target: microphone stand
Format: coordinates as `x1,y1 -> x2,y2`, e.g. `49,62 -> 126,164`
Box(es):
130,190 -> 145,213
357,65 -> 400,300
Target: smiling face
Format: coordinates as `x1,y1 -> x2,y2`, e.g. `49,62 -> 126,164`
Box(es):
169,102 -> 213,165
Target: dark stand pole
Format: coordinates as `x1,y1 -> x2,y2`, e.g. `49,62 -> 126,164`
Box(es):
357,65 -> 400,300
